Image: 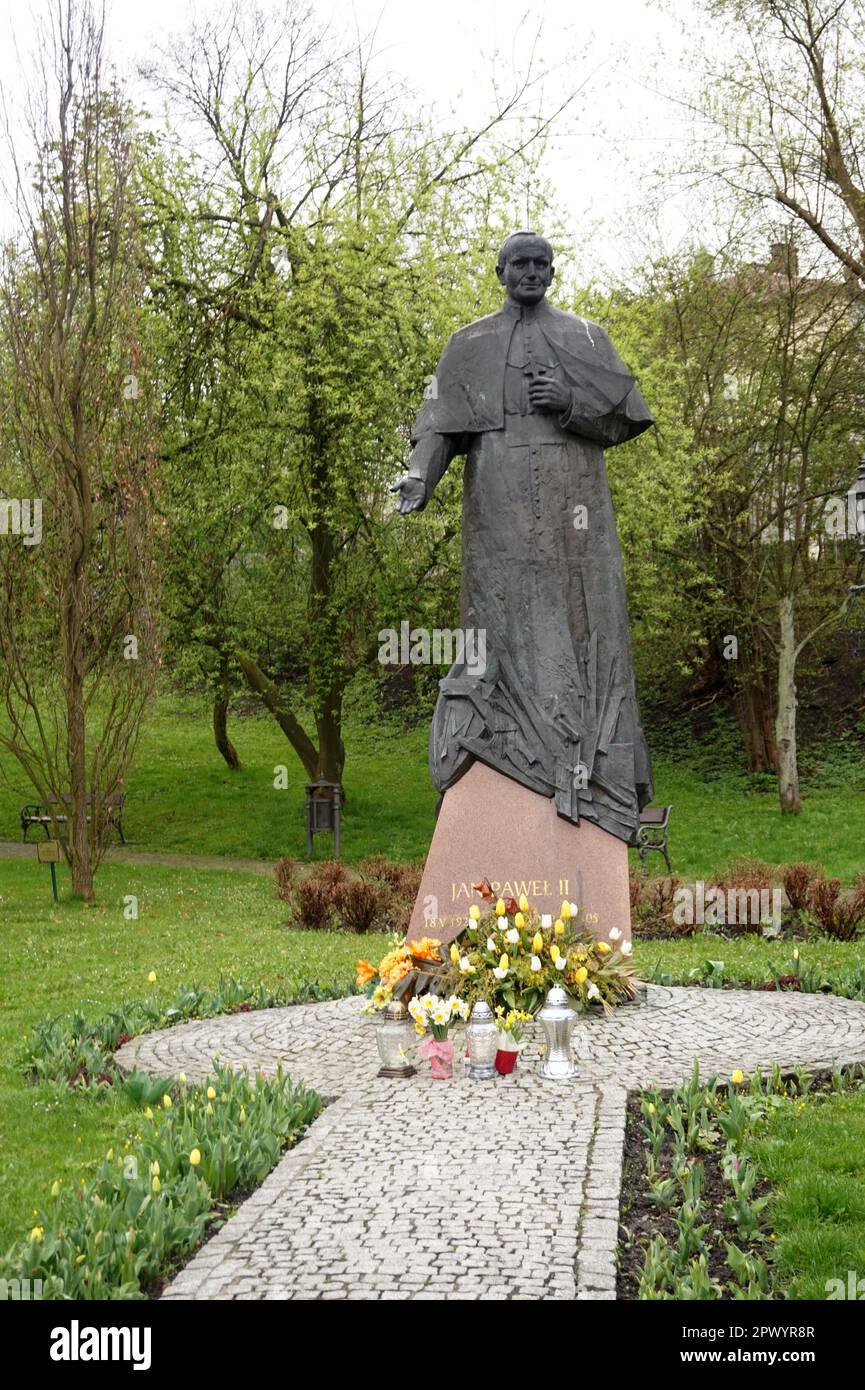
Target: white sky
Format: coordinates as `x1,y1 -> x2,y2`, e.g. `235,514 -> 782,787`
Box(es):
0,0 -> 730,282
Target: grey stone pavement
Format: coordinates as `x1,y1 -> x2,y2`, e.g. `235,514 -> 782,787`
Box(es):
115,986 -> 865,1301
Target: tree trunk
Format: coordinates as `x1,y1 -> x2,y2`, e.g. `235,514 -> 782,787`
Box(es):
315,693 -> 346,785
734,676 -> 778,773
213,651 -> 241,770
66,587 -> 93,900
775,593 -> 802,814
234,648 -> 319,778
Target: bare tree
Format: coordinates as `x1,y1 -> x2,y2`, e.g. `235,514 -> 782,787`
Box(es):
686,0 -> 865,288
0,0 -> 159,897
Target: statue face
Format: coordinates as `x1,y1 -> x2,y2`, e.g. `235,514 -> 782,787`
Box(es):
497,237 -> 554,305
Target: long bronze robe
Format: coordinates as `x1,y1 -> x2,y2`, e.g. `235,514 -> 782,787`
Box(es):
408,297 -> 654,844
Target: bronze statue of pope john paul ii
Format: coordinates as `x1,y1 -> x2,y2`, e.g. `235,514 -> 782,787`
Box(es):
392,232 -> 654,848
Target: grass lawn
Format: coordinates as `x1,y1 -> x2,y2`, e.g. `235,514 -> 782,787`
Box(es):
748,1089 -> 865,1300
3,851 -> 865,1262
1,689 -> 863,878
0,858 -> 370,1253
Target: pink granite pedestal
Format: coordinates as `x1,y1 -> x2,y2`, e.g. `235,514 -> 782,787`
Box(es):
406,761 -> 631,949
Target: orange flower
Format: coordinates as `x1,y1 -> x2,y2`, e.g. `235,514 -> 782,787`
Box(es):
411,937 -> 442,962
378,947 -> 413,985
355,960 -> 377,988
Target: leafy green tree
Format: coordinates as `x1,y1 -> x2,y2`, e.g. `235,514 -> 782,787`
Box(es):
143,0 -> 575,786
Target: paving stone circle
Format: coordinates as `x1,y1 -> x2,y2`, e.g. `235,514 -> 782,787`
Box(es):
115,986 -> 865,1301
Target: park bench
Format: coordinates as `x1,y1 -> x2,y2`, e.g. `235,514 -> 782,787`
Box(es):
634,804 -> 672,875
21,792 -> 127,845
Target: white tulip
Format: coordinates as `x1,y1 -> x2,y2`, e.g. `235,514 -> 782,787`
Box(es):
459,956 -> 475,973
609,927 -> 622,941
620,940 -> 633,956
506,927 -> 519,944
496,915 -> 508,929
493,967 -> 508,981
587,982 -> 600,1000
487,936 -> 497,952
530,954 -> 542,972
555,955 -> 567,970
541,914 -> 553,929
569,902 -> 579,917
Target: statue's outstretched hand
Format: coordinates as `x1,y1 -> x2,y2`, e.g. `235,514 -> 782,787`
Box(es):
390,475 -> 427,514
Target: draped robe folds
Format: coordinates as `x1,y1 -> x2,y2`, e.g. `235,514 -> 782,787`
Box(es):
407,297 -> 655,844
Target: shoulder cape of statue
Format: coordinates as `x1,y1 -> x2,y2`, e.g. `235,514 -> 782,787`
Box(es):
411,301 -> 654,445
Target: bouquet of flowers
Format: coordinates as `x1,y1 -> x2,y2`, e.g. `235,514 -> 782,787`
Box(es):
494,1008 -> 533,1052
441,888 -> 635,1017
408,993 -> 469,1079
356,935 -> 441,1014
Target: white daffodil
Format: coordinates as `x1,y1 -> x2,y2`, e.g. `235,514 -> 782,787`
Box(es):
620,940 -> 633,956
506,927 -> 519,944
587,982 -> 600,1000
487,935 -> 497,952
496,915 -> 508,930
609,927 -> 622,941
458,1001 -> 470,1021
541,914 -> 553,929
530,954 -> 542,972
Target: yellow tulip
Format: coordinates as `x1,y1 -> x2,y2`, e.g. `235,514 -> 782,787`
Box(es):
151,1161 -> 160,1177
554,919 -> 565,936
450,943 -> 460,963
519,894 -> 529,912
495,898 -> 506,917
514,912 -> 525,929
30,1226 -> 44,1243
147,971 -> 157,984
499,954 -> 509,971
469,904 -> 481,920
152,1176 -> 161,1193
162,1093 -> 172,1108
561,901 -> 571,920
574,966 -> 588,985
189,1148 -> 201,1167
206,1086 -> 216,1101
597,941 -> 611,955
51,1180 -> 60,1198
731,1069 -> 745,1086
532,931 -> 543,952
550,944 -> 560,963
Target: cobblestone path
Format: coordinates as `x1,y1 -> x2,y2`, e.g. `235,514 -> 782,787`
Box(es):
115,987 -> 865,1300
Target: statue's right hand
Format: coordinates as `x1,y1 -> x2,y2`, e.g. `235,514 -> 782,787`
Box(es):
389,475 -> 427,514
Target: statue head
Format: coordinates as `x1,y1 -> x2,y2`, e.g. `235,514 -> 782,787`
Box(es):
496,231 -> 554,306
